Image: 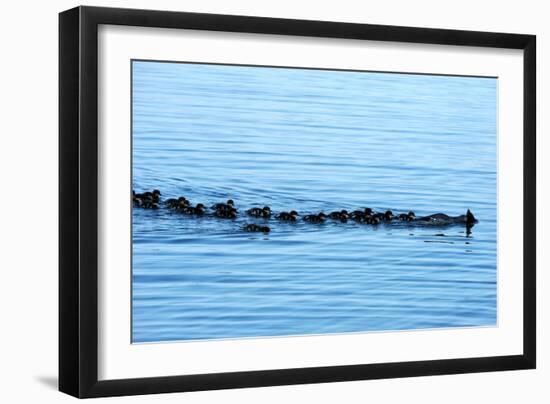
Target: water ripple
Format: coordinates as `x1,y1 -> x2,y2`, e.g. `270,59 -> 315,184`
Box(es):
132,61 -> 497,343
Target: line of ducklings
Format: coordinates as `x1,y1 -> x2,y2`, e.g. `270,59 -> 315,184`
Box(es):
133,190 -> 417,234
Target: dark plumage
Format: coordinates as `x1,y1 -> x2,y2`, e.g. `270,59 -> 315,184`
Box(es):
166,197 -> 190,210
350,208 -> 373,221
303,213 -> 326,223
246,206 -> 271,218
214,209 -> 237,219
212,199 -> 235,211
181,203 -> 205,215
328,210 -> 349,222
132,189 -> 476,233
398,211 -> 415,222
152,189 -> 161,202
275,211 -> 298,222
243,224 -> 270,233
133,190 -> 161,208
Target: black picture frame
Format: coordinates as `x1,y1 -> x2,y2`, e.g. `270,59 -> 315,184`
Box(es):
59,5 -> 536,398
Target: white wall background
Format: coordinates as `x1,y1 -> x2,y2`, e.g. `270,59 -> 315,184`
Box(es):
0,0 -> 546,402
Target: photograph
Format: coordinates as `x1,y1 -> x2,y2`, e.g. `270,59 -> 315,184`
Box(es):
131,60 -> 497,344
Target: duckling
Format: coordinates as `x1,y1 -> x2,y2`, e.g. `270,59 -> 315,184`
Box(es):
212,199 -> 235,211
383,210 -> 393,221
350,208 -> 373,221
166,197 -> 187,209
328,210 -> 349,222
133,192 -> 150,202
370,216 -> 381,225
140,200 -> 159,209
133,191 -> 153,207
303,212 -> 327,223
214,209 -> 237,219
243,224 -> 270,233
373,212 -> 385,221
182,203 -> 205,215
152,189 -> 161,202
328,209 -> 347,219
397,211 -> 415,222
275,211 -> 298,222
356,213 -> 377,224
246,206 -> 271,218
176,198 -> 191,210
165,198 -> 177,207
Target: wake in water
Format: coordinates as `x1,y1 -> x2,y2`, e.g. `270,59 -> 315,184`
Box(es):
133,189 -> 478,234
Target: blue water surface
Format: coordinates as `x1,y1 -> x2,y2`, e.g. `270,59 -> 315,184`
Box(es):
132,61 -> 497,343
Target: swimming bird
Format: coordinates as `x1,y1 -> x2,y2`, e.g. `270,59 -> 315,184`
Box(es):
243,224 -> 270,233
246,206 -> 271,218
350,208 -> 373,221
398,211 -> 415,222
165,196 -> 186,208
212,199 -> 236,211
181,203 -> 205,215
165,198 -> 178,207
136,200 -> 159,209
370,216 -> 381,225
152,189 -> 161,202
133,190 -> 161,208
214,209 -> 237,219
328,210 -> 349,222
303,212 -> 327,223
275,211 -> 298,222
415,209 -> 477,226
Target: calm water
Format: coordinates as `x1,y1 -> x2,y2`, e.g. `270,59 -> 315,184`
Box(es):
132,61 -> 497,343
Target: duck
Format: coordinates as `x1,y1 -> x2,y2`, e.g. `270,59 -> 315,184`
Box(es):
350,208 -> 373,221
416,210 -> 477,226
328,210 -> 349,222
148,202 -> 160,210
303,212 -> 327,223
152,189 -> 161,202
176,197 -> 191,210
214,209 -> 237,219
246,206 -> 271,218
275,211 -> 298,222
370,216 -> 381,224
243,224 -> 270,233
212,199 -> 236,211
135,198 -> 159,209
165,196 -> 188,209
181,203 -> 205,215
133,190 -> 159,208
275,210 -> 298,222
398,211 -> 415,222
165,198 -> 178,207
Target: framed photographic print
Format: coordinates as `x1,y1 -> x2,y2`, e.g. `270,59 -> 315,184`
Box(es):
59,6 -> 536,398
